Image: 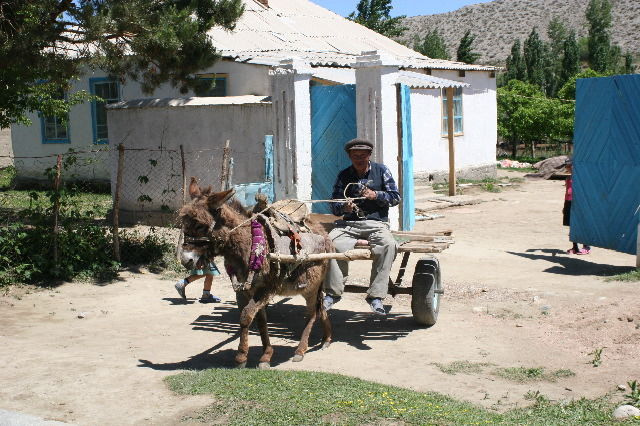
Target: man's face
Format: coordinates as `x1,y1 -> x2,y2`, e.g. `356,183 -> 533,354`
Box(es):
348,149 -> 371,170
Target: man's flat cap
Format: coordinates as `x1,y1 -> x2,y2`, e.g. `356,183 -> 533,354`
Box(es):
344,138 -> 374,152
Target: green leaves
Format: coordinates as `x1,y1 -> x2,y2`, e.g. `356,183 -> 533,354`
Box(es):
347,0 -> 407,38
413,29 -> 449,60
456,30 -> 480,64
0,0 -> 245,127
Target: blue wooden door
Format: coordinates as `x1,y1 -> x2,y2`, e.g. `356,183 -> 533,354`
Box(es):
399,84 -> 415,231
571,74 -> 640,254
311,84 -> 357,213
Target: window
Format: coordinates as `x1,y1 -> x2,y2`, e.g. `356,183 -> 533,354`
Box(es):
41,91 -> 70,144
90,78 -> 120,144
442,87 -> 463,136
194,74 -> 227,97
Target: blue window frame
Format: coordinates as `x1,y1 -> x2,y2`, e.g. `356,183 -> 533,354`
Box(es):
40,91 -> 70,144
90,78 -> 120,144
194,74 -> 227,97
441,87 -> 463,136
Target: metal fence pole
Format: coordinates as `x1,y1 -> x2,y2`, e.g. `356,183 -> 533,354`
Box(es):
52,154 -> 62,270
220,140 -> 231,190
176,144 -> 187,261
113,144 -> 125,262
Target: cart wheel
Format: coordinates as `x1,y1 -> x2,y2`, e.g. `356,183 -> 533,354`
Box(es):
411,256 -> 442,327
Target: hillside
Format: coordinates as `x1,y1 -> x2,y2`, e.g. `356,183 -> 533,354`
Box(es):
400,0 -> 640,65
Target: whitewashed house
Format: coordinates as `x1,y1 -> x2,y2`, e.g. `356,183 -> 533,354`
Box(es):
11,0 -> 498,229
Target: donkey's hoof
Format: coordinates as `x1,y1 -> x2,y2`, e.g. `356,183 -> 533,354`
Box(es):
292,354 -> 304,362
235,361 -> 247,369
321,341 -> 331,350
257,362 -> 271,370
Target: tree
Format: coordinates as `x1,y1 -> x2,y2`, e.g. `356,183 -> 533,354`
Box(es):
585,0 -> 614,73
547,17 -> 568,59
0,0 -> 245,128
523,28 -> 546,90
504,40 -> 527,82
413,29 -> 449,60
557,69 -> 605,100
348,0 -> 407,38
498,80 -> 573,157
560,31 -> 580,89
623,52 -> 636,74
456,30 -> 480,64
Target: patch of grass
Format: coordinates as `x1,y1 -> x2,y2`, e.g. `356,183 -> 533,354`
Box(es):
498,166 -> 537,173
493,367 -> 575,383
0,189 -> 111,218
165,369 -> 634,425
625,380 -> 640,408
0,166 -> 16,189
433,360 -> 493,375
605,269 -> 640,282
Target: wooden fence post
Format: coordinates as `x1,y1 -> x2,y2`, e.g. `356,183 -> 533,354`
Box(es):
52,154 -> 62,270
220,140 -> 231,190
113,144 -> 125,262
446,87 -> 456,196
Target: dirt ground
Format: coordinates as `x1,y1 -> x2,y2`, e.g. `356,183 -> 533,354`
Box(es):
1,170 -> 638,425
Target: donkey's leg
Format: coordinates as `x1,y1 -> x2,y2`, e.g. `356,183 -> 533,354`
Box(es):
293,294 -> 319,362
235,291 -> 272,368
255,306 -> 273,369
317,288 -> 333,350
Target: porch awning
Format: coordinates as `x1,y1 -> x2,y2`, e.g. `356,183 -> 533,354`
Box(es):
396,71 -> 470,89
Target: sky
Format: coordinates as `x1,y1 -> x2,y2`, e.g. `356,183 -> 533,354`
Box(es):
311,0 -> 495,17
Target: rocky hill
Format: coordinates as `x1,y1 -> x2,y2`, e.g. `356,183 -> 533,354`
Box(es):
400,0 -> 640,65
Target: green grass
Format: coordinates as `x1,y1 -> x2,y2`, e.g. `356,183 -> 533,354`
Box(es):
433,361 -> 494,375
0,166 -> 15,189
0,189 -> 111,217
493,367 -> 576,383
605,269 -> 640,282
432,177 -> 523,194
165,369 -> 639,425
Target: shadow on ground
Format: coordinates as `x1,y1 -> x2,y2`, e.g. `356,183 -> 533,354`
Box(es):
508,249 -> 636,277
139,298 -> 423,371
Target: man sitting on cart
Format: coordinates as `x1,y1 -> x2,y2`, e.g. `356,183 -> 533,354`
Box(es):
323,138 -> 401,316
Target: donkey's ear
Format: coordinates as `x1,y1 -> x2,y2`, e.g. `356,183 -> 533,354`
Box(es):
207,188 -> 236,210
188,177 -> 201,199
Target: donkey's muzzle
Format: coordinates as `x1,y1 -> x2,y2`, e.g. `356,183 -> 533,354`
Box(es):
180,249 -> 201,270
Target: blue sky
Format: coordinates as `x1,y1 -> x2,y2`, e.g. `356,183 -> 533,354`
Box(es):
312,0 -> 494,17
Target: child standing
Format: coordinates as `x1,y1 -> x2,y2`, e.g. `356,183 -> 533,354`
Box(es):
174,261 -> 222,303
563,158 -> 591,255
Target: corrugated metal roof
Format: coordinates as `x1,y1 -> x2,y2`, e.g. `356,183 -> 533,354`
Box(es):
396,71 -> 470,89
209,0 -> 498,72
108,95 -> 271,110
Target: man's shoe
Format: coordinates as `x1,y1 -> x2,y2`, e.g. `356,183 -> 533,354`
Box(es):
323,294 -> 341,311
174,280 -> 187,301
367,297 -> 386,316
199,294 -> 221,303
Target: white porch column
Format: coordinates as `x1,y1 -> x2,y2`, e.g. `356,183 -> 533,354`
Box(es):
354,51 -> 401,229
270,59 -> 313,201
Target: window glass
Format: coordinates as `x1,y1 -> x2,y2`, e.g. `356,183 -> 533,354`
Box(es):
194,75 -> 227,97
441,87 -> 463,136
41,91 -> 69,143
91,80 -> 120,144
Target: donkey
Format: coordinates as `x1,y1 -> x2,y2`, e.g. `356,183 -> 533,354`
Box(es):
179,178 -> 333,368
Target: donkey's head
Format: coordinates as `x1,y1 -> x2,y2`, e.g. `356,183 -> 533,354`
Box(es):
178,177 -> 236,270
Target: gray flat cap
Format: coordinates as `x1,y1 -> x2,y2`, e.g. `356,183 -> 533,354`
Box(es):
344,138 -> 374,152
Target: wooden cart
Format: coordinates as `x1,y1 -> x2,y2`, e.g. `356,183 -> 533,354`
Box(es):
268,229 -> 453,327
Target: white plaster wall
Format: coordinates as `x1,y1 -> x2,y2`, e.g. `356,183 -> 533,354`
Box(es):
411,70 -> 497,176
10,61 -> 270,182
108,103 -> 272,211
0,128 -> 12,168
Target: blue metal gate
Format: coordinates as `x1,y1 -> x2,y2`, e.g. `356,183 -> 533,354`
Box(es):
311,84 -> 357,214
571,74 -> 640,254
399,84 -> 415,231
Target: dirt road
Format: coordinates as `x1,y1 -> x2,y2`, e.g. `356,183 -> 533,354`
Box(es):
0,170 -> 638,425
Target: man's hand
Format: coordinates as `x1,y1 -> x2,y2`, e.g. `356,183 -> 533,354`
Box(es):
343,201 -> 355,213
362,187 -> 377,200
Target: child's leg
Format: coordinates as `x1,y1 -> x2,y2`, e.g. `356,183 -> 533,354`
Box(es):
200,274 -> 221,303
175,274 -> 204,301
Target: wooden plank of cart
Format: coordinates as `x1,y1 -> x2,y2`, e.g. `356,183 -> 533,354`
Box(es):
268,228 -> 452,327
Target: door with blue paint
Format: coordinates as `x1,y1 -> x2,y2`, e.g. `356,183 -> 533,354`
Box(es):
399,84 -> 415,231
571,74 -> 640,254
311,84 -> 357,213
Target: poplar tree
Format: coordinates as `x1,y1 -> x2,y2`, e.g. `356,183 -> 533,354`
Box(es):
505,40 -> 526,82
456,30 -> 480,64
523,28 -> 545,90
413,29 -> 450,60
0,0 -> 245,128
348,0 -> 407,38
560,31 -> 580,88
585,0 -> 613,73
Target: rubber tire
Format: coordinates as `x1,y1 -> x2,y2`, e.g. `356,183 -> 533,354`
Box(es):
411,256 -> 442,327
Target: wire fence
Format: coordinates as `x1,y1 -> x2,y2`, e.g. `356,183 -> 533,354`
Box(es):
0,143 -> 238,287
